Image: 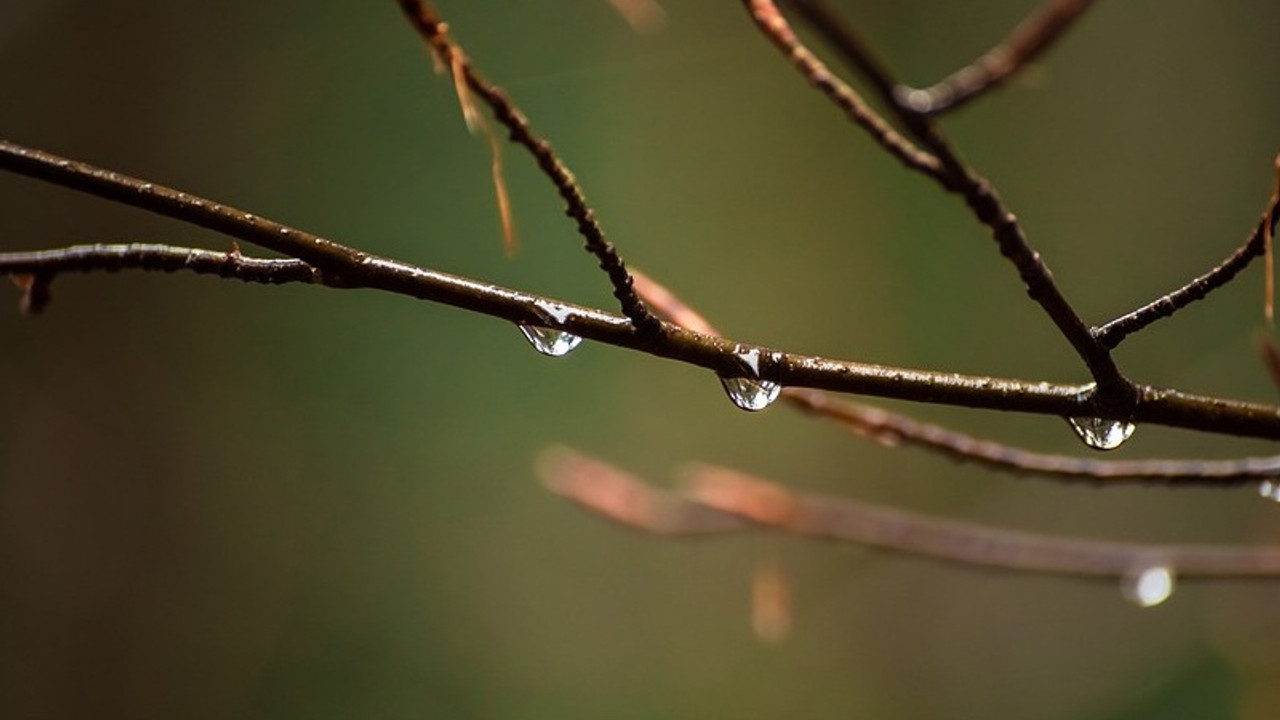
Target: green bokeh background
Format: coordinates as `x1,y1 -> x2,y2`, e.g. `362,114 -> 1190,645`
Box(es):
3,1 -> 1280,718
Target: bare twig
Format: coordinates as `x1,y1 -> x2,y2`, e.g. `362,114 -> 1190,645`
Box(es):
542,447 -> 1280,580
3,138 -> 1279,438
902,0 -> 1096,116
396,0 -> 660,335
740,0 -> 945,181
634,268 -> 1280,486
1095,187 -> 1280,348
744,0 -> 1132,402
0,243 -> 321,296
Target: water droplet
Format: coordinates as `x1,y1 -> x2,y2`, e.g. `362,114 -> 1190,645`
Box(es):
1259,480 -> 1280,502
1066,416 -> 1135,450
1121,565 -> 1175,608
720,376 -> 781,412
518,325 -> 582,357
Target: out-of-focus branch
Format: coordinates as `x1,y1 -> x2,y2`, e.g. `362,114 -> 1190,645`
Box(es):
542,447 -> 1280,580
903,0 -> 1095,116
395,0 -> 660,335
633,269 -> 1280,486
744,0 -> 1132,401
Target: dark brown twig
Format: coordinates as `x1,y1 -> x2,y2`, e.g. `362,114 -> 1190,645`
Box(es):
542,447 -> 1280,580
900,0 -> 1096,116
785,4 -> 1280,357
741,0 -> 945,181
744,0 -> 1132,401
395,0 -> 660,335
0,243 -> 321,297
3,138 -> 1280,439
634,269 -> 1280,486
1095,191 -> 1280,348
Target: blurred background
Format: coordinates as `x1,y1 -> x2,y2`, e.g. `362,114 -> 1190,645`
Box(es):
3,1 -> 1280,717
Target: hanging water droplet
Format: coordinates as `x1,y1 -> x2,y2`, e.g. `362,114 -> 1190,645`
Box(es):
1066,416 -> 1135,450
1121,565 -> 1175,608
1259,480 -> 1280,502
720,376 -> 781,412
518,324 -> 582,357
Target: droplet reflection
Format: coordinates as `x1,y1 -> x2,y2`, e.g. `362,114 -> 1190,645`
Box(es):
720,376 -> 781,412
518,325 -> 582,357
1066,416 -> 1135,451
1122,565 -> 1175,608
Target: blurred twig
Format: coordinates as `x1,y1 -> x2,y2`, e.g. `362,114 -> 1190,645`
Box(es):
542,447 -> 1280,580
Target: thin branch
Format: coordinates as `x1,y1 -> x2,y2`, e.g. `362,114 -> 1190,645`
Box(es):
1095,190 -> 1280,348
634,269 -> 1280,486
542,448 -> 1280,580
395,0 -> 660,335
786,387 -> 1280,486
740,0 -> 945,181
3,138 -> 1280,439
789,4 -> 1280,356
0,243 -> 320,296
900,0 -> 1096,116
744,0 -> 1132,401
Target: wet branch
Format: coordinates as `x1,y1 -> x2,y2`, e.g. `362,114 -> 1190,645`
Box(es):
1,243 -> 320,315
395,0 -> 660,335
1095,159 -> 1280,348
541,447 -> 1280,580
633,270 -> 1280,486
745,0 -> 1132,402
3,138 -> 1280,440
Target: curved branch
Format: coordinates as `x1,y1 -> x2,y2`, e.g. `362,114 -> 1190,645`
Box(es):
541,447 -> 1280,580
1095,161 -> 1280,348
739,0 -> 945,180
902,0 -> 1097,116
744,0 -> 1132,401
3,138 -> 1280,439
395,0 -> 660,335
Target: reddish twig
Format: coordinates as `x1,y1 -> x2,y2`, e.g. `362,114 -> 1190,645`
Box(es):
395,0 -> 660,335
899,0 -> 1097,116
542,447 -> 1280,580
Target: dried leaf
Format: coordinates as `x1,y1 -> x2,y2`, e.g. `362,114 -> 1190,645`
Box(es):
1256,332 -> 1280,390
606,0 -> 667,33
10,273 -> 51,315
751,552 -> 791,643
486,129 -> 517,256
443,50 -> 517,253
449,52 -> 479,133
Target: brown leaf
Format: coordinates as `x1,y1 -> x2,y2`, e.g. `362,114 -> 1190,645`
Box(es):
751,552 -> 791,643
